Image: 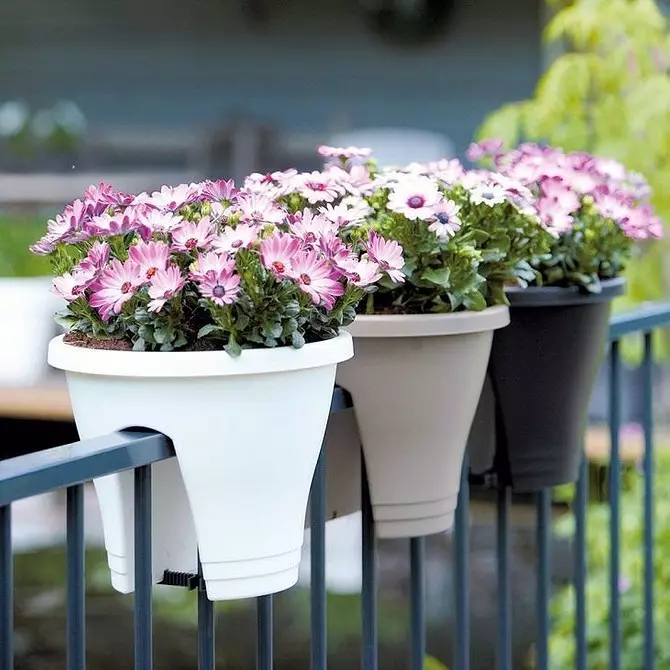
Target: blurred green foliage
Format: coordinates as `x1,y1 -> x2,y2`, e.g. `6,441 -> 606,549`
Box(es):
477,0 -> 670,359
547,451 -> 670,668
0,215 -> 51,276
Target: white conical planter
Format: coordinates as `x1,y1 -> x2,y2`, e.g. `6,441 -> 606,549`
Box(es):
336,307 -> 509,539
48,333 -> 353,600
0,277 -> 60,385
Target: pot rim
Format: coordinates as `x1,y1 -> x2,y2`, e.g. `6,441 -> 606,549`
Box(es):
48,331 -> 353,378
505,276 -> 626,307
345,305 -> 510,338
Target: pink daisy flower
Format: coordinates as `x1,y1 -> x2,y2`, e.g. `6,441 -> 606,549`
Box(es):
171,217 -> 215,253
319,199 -> 371,227
260,232 -> 303,278
289,250 -> 344,309
540,178 -> 581,214
244,169 -> 298,197
78,241 -> 110,275
137,207 -> 183,234
212,223 -> 259,254
317,234 -> 354,265
128,240 -> 171,282
326,165 -> 374,196
537,199 -> 574,235
147,265 -> 185,313
318,145 -> 372,159
335,257 -> 382,288
84,183 -> 133,208
87,211 -> 138,237
289,210 -> 338,244
200,179 -> 236,202
149,184 -> 197,211
89,259 -> 143,321
198,270 -> 241,306
466,139 -> 504,162
387,177 -> 441,220
235,193 -> 287,226
190,251 -> 236,283
52,265 -> 97,302
297,172 -> 345,204
366,231 -> 405,283
428,199 -> 462,241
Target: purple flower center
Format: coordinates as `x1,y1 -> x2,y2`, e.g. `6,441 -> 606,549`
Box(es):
407,195 -> 425,209
307,182 -> 327,192
299,273 -> 312,286
436,213 -> 451,224
273,261 -> 286,274
304,232 -> 316,243
232,240 -> 243,249
120,281 -> 132,294
185,238 -> 197,250
146,267 -> 157,279
213,285 -> 226,298
351,273 -> 361,283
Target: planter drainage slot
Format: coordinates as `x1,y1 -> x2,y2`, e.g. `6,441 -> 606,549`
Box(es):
159,570 -> 202,591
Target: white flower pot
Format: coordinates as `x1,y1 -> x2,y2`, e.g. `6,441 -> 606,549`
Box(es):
336,307 -> 510,539
48,333 -> 353,600
0,277 -> 59,385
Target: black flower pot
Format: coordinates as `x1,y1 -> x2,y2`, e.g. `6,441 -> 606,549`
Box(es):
468,277 -> 626,491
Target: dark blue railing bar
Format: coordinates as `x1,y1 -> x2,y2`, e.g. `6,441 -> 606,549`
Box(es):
535,489 -> 551,670
66,484 -> 86,670
361,455 -> 378,670
0,505 -> 12,670
453,456 -> 470,670
0,431 -> 174,506
642,332 -> 655,670
197,555 -> 215,670
409,537 -> 426,670
608,302 -> 670,340
310,442 -> 327,670
496,486 -> 512,670
608,342 -> 622,670
574,455 -> 588,670
256,595 -> 274,670
134,465 -> 154,670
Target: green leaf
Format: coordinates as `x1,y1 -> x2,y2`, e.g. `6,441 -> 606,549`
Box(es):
421,267 -> 451,288
291,331 -> 306,349
197,324 -> 223,339
224,338 -> 242,358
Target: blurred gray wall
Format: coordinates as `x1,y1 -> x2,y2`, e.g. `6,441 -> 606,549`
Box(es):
0,0 -> 542,156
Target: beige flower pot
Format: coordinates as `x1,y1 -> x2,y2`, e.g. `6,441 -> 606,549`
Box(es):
336,306 -> 510,539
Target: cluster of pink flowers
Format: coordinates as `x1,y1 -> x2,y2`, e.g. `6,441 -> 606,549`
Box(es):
467,141 -> 663,240
32,167 -> 406,332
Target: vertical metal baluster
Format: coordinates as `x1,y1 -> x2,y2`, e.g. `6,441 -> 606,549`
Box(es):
409,537 -> 426,670
67,485 -> 86,670
256,595 -> 274,670
134,465 -> 153,670
574,455 -> 588,670
496,486 -> 512,670
197,554 -> 215,670
609,341 -> 622,670
310,440 -> 327,670
535,489 -> 551,670
0,505 -> 12,670
454,456 -> 470,670
642,332 -> 655,670
361,453 -> 378,670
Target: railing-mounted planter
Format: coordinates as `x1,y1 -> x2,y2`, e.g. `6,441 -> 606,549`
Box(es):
468,278 -> 625,491
48,334 -> 353,600
336,307 -> 509,538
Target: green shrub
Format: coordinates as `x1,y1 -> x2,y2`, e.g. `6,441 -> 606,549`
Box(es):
548,452 -> 670,668
0,215 -> 51,276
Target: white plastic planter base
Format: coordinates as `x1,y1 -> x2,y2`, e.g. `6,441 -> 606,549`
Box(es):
0,277 -> 60,385
48,333 -> 353,600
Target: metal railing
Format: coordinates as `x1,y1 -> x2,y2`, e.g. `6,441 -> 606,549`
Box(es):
1,304 -> 669,670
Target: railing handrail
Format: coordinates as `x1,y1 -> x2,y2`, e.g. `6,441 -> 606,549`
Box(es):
0,431 -> 173,507
0,386 -> 351,508
609,301 -> 670,340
